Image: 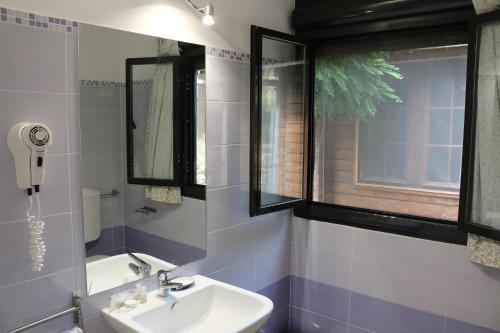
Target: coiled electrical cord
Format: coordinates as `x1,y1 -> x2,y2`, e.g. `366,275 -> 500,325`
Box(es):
26,189 -> 45,271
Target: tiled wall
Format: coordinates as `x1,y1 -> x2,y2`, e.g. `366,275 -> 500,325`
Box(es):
80,80 -> 126,258
0,11 -> 80,332
0,9 -> 292,332
290,217 -> 500,333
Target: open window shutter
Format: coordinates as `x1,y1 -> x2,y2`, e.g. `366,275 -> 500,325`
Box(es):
459,10 -> 500,241
249,26 -> 310,216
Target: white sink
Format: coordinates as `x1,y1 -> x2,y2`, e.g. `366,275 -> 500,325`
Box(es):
102,275 -> 273,333
86,253 -> 175,295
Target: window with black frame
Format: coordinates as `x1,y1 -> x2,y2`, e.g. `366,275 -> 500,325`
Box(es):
250,21 -> 475,243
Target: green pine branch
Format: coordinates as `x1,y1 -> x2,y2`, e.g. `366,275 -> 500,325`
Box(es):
315,51 -> 403,121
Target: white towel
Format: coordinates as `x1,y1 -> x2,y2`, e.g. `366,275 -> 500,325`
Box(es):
61,326 -> 83,333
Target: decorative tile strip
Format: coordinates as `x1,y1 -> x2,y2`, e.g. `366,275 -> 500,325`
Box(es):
206,47 -> 250,63
0,7 -> 78,33
131,79 -> 153,86
80,80 -> 125,88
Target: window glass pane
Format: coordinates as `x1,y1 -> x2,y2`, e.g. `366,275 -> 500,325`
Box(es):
452,109 -> 465,145
313,43 -> 466,221
195,69 -> 206,185
450,147 -> 462,184
427,146 -> 449,183
429,110 -> 451,145
260,36 -> 305,207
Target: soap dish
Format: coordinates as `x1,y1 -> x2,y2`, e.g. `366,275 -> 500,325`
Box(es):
171,276 -> 195,290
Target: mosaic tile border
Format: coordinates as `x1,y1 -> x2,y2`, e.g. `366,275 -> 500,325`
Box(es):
206,47 -> 281,65
0,7 -> 77,33
206,47 -> 250,63
80,80 -> 153,87
80,80 -> 125,88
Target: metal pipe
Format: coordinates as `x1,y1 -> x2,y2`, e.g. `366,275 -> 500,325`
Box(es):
8,307 -> 79,333
100,188 -> 120,197
8,294 -> 82,333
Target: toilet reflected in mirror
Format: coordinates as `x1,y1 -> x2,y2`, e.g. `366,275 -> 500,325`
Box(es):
78,23 -> 207,295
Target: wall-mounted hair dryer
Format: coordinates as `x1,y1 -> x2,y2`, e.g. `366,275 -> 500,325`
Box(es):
7,122 -> 52,189
7,122 -> 52,271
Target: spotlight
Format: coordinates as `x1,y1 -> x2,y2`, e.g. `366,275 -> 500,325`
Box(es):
185,0 -> 215,26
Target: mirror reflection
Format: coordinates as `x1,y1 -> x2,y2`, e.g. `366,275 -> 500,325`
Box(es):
78,24 -> 207,295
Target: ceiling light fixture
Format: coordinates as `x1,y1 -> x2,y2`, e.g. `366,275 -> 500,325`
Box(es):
184,0 -> 215,26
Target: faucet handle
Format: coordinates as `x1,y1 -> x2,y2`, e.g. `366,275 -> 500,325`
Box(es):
157,268 -> 177,281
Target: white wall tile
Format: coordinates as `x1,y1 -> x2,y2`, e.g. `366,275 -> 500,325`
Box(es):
208,258 -> 256,291
292,217 -> 352,256
446,277 -> 500,331
206,144 -> 249,188
68,94 -> 81,154
203,221 -> 255,274
0,214 -> 73,288
0,23 -> 67,92
448,244 -> 500,287
351,256 -> 448,316
0,155 -> 70,223
0,269 -> 75,325
206,57 -> 250,103
255,211 -> 291,255
0,90 -> 70,156
256,243 -> 291,290
292,243 -> 351,290
207,184 -> 250,232
353,228 -> 451,275
206,102 -> 250,145
66,33 -> 79,94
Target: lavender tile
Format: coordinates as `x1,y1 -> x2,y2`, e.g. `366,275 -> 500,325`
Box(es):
349,292 -> 444,333
125,226 -> 150,253
85,228 -> 113,257
258,276 -> 291,313
258,306 -> 290,333
113,225 -> 125,249
190,247 -> 206,262
349,326 -> 374,333
291,276 -> 349,323
150,234 -> 190,266
290,307 -> 349,333
83,315 -> 120,333
446,319 -> 500,333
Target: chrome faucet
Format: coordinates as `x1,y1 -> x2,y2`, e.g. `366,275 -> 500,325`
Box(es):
128,253 -> 151,276
157,269 -> 184,297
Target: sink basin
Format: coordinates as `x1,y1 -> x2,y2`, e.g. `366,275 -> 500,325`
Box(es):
102,275 -> 273,333
86,253 -> 175,295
